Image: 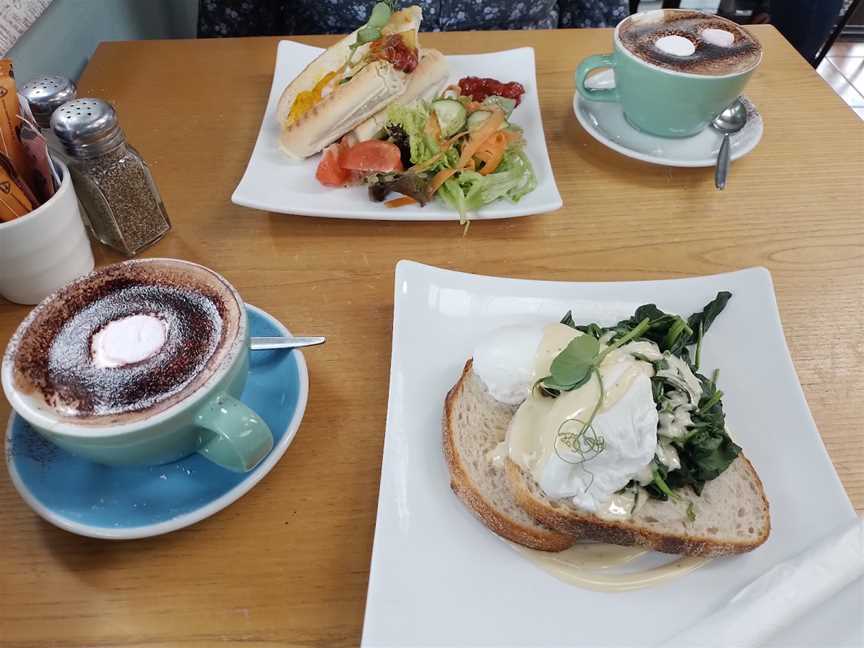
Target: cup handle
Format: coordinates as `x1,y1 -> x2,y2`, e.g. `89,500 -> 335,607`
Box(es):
194,392 -> 273,472
575,54 -> 620,103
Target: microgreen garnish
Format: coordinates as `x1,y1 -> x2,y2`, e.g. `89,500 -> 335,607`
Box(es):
554,411 -> 607,491
349,1 -> 395,55
538,317 -> 651,394
544,334 -> 600,391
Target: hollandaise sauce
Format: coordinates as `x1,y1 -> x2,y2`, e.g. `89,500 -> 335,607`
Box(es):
512,542 -> 710,592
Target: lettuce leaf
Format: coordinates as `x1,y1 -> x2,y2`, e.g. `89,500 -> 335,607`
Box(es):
386,102 -> 438,166
437,145 -> 537,220
386,103 -> 538,221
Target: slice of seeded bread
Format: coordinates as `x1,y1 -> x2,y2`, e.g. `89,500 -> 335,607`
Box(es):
443,360 -> 575,551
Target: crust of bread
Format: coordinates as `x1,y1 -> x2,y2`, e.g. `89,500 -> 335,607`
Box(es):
506,456 -> 771,557
352,48 -> 449,141
443,360 -> 575,552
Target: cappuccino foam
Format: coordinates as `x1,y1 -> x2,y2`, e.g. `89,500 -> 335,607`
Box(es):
7,260 -> 242,424
619,10 -> 761,76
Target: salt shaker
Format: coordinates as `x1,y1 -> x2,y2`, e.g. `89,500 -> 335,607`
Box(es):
19,75 -> 77,159
51,98 -> 171,256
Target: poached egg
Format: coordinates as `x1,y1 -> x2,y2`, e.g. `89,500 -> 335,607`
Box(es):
474,323 -> 660,512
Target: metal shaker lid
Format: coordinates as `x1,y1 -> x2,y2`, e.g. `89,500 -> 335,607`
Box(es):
19,76 -> 77,129
51,98 -> 125,158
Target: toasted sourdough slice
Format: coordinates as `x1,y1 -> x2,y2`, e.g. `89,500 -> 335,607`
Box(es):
507,453 -> 770,556
443,360 -> 575,551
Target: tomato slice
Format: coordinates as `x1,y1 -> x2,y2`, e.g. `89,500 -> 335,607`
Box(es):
315,142 -> 351,187
340,140 -> 403,173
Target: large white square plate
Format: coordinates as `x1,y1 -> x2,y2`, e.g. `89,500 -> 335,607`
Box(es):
232,41 -> 561,220
362,261 -> 861,647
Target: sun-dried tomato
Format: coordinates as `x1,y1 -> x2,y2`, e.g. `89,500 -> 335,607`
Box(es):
370,34 -> 418,73
458,77 -> 526,106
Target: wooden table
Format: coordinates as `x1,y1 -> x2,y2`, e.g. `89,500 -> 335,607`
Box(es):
1,27 -> 862,647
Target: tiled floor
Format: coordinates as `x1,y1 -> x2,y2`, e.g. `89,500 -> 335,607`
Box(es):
816,40 -> 864,120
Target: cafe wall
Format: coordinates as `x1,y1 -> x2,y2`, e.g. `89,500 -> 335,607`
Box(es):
7,0 -> 198,84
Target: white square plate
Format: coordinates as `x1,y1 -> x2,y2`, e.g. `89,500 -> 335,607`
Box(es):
362,261 -> 860,647
232,41 -> 561,220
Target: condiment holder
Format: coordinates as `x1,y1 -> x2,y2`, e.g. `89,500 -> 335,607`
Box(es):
0,158 -> 94,305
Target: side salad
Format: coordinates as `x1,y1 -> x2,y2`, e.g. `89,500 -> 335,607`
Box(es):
315,77 -> 537,223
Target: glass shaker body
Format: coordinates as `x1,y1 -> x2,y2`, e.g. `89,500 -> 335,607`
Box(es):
51,98 -> 171,257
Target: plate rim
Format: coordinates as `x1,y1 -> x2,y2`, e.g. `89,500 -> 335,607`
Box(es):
4,303 -> 310,541
573,92 -> 764,168
231,41 -> 562,220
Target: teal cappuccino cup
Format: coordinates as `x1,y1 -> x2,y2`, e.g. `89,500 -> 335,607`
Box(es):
2,258 -> 273,473
576,10 -> 762,138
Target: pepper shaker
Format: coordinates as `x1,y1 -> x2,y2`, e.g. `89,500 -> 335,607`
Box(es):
19,75 -> 77,159
51,98 -> 171,256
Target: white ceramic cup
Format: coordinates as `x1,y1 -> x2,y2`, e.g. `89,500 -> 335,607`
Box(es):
0,159 -> 94,305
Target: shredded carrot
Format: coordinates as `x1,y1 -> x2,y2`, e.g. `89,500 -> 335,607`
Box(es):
425,112 -> 442,144
458,108 -> 505,169
466,101 -> 483,113
475,131 -> 508,175
444,84 -> 462,96
384,196 -> 417,208
503,129 -> 522,143
429,168 -> 457,194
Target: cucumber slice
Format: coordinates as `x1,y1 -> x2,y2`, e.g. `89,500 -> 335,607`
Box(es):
431,99 -> 467,138
482,95 -> 517,116
467,110 -> 511,132
467,110 -> 492,130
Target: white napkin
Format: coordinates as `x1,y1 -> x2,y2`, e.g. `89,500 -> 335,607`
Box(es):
664,518 -> 864,648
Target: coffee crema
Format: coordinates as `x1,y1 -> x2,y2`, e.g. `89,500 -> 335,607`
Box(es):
6,260 -> 242,424
619,10 -> 761,76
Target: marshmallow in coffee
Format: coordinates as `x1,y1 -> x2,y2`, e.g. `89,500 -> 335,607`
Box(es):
90,314 -> 168,369
619,10 -> 761,75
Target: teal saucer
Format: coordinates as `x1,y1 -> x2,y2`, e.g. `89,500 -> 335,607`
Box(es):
574,69 -> 763,168
5,304 -> 309,539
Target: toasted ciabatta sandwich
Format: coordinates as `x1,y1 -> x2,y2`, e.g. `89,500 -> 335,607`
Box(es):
352,47 -> 449,142
443,293 -> 771,557
276,3 -> 426,158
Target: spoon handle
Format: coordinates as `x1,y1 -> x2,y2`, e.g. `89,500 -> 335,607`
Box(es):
250,336 -> 326,350
715,133 -> 731,190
